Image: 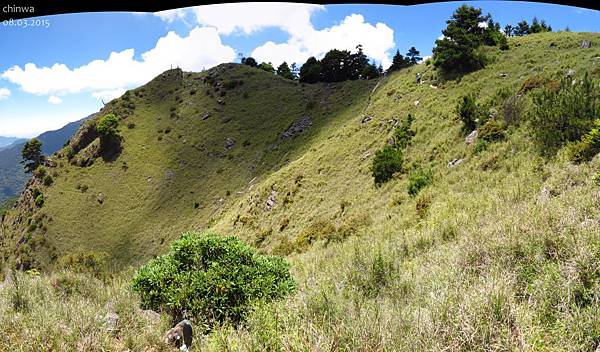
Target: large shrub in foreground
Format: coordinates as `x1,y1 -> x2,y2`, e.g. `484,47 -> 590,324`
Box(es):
132,232 -> 296,325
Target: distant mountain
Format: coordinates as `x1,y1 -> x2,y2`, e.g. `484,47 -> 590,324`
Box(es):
0,116 -> 90,202
0,136 -> 25,151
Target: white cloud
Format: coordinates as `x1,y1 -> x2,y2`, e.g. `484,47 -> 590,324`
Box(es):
251,14 -> 395,68
47,95 -> 63,104
2,27 -> 236,98
154,4 -> 394,68
0,87 -> 10,100
154,8 -> 189,23
419,55 -> 432,64
92,88 -> 126,102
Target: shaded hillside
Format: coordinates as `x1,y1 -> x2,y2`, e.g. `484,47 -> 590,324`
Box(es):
0,117 -> 89,202
0,137 -> 25,150
0,63 -> 374,269
0,31 -> 598,351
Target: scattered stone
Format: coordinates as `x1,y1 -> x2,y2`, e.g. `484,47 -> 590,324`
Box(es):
266,189 -> 277,211
202,112 -> 211,120
447,159 -> 464,168
429,84 -> 438,89
104,305 -> 119,333
488,108 -> 498,119
361,115 -> 373,124
414,100 -> 420,106
165,170 -> 174,180
387,137 -> 395,146
97,193 -> 105,205
224,137 -> 236,150
136,308 -> 161,324
539,187 -> 551,202
499,73 -> 508,78
465,130 -> 478,145
565,68 -> 576,78
147,176 -> 153,183
217,99 -> 225,105
361,152 -> 371,161
221,116 -> 232,123
164,320 -> 193,352
580,40 -> 591,49
281,116 -> 312,139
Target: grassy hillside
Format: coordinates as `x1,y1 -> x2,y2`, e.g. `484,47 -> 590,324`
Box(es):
0,64 -> 374,269
0,31 -> 598,350
0,117 -> 89,203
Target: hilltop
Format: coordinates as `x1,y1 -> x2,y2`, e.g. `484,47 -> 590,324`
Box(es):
0,31 -> 598,350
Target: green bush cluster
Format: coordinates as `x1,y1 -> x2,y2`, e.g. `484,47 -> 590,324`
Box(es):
456,94 -> 482,134
96,114 -> 119,136
132,232 -> 296,325
530,73 -> 600,156
393,114 -> 416,149
371,146 -> 403,185
408,168 -> 433,196
58,251 -> 108,279
566,119 -> 600,163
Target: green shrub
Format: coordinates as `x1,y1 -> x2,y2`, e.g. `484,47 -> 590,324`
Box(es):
371,146 -> 403,185
566,119 -> 600,163
132,232 -> 296,325
43,175 -> 53,186
57,251 -> 108,279
34,194 -> 44,208
393,114 -> 416,149
529,73 -> 599,155
96,113 -> 119,136
456,94 -> 482,134
478,119 -> 507,142
473,139 -> 489,153
34,166 -> 46,178
408,168 -> 432,196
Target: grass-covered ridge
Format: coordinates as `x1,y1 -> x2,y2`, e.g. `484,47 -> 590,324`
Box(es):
0,31 -> 599,350
0,63 -> 374,269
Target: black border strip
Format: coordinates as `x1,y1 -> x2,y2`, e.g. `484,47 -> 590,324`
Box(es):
0,0 -> 598,21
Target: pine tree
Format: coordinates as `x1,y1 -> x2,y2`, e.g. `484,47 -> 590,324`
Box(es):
21,138 -> 44,173
276,61 -> 294,80
299,57 -> 322,83
406,47 -> 422,64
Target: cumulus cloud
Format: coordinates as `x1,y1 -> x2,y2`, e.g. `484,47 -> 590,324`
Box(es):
154,3 -> 395,68
251,14 -> 395,68
92,88 -> 127,102
47,95 -> 63,104
2,27 -> 236,97
0,87 -> 10,100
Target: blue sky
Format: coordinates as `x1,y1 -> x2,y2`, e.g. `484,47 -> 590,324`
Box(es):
0,1 -> 598,137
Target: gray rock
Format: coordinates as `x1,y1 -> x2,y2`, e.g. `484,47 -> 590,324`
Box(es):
281,116 -> 312,139
97,193 -> 105,205
361,115 -> 373,124
137,308 -> 161,324
224,137 -> 236,150
266,189 -> 277,211
465,130 -> 478,145
165,170 -> 174,180
565,68 -> 576,78
202,112 -> 211,120
580,40 -> 591,49
447,158 -> 464,168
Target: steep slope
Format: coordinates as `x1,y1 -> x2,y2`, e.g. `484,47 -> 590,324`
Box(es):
0,64 -> 374,269
0,31 -> 598,351
0,117 -> 89,202
0,137 -> 25,150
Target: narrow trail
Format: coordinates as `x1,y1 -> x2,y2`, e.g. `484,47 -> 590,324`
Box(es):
362,75 -> 388,115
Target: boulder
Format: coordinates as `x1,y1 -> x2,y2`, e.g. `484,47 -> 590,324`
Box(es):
164,320 -> 193,352
281,116 -> 312,139
580,40 -> 591,49
465,130 -> 478,145
447,159 -> 464,168
361,115 -> 373,124
202,112 -> 211,120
